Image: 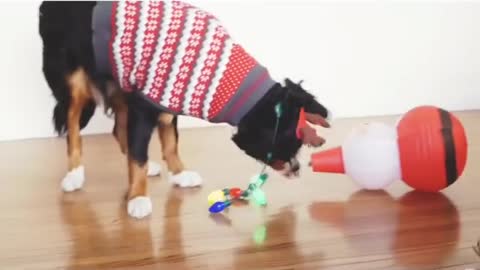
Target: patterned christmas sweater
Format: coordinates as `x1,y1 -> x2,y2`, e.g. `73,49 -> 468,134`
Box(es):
92,1 -> 276,125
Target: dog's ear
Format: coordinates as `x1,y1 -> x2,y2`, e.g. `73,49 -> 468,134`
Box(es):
284,78 -> 330,120
284,79 -> 331,147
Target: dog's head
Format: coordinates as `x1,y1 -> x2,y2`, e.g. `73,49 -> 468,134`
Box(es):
232,79 -> 331,177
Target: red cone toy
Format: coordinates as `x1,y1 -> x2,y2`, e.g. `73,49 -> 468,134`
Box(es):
310,105 -> 468,192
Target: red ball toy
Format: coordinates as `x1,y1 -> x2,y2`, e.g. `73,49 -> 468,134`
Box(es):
396,105 -> 468,192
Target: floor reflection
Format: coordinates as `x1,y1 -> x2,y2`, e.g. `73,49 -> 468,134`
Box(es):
157,187 -> 200,269
309,190 -> 460,267
60,187 -> 199,269
474,240 -> 480,257
232,206 -> 323,270
60,193 -> 154,269
393,191 -> 460,266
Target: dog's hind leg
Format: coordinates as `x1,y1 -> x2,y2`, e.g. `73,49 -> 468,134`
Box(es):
62,67 -> 94,192
110,91 -> 162,177
158,113 -> 202,188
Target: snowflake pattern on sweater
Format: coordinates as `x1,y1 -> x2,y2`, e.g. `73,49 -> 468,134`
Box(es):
104,1 -> 275,124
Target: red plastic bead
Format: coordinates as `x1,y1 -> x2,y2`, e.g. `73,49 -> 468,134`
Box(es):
230,188 -> 243,199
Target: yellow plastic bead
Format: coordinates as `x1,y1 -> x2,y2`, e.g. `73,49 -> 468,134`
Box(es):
208,190 -> 226,207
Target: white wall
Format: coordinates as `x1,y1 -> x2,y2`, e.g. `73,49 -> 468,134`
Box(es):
1,0 -> 479,141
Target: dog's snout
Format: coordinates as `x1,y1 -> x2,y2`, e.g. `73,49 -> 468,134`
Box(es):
290,158 -> 300,172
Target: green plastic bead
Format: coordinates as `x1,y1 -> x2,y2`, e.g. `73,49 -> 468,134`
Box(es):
255,174 -> 268,187
252,189 -> 267,206
274,103 -> 282,117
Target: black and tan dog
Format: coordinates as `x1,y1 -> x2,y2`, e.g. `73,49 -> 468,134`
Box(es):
38,1 -> 332,219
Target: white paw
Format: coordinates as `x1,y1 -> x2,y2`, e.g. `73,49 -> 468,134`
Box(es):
147,161 -> 162,177
169,171 -> 202,188
127,196 -> 152,219
61,166 -> 85,192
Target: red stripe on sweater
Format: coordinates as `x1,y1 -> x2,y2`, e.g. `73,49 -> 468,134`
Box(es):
146,2 -> 188,102
134,1 -> 164,90
167,11 -> 211,112
118,1 -> 141,91
188,26 -> 228,118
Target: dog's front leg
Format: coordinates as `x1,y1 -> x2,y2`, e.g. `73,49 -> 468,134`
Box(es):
110,92 -> 129,155
125,98 -> 157,219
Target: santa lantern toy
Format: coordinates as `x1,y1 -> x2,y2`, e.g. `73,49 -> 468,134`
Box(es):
309,105 -> 468,192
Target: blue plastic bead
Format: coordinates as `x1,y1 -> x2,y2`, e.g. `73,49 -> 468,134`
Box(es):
209,201 -> 231,213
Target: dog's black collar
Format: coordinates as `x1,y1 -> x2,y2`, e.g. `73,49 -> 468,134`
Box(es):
259,82 -> 301,175
258,101 -> 283,176
260,86 -> 291,174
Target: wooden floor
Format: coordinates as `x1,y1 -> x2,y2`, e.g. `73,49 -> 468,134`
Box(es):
1,111 -> 480,270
